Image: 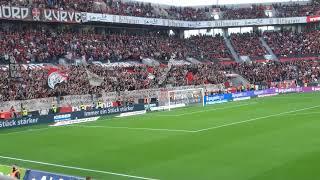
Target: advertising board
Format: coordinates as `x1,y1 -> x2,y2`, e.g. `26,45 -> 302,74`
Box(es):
205,94 -> 233,105
24,169 -> 83,180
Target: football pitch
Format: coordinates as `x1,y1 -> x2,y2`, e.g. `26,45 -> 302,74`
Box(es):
1,92 -> 320,180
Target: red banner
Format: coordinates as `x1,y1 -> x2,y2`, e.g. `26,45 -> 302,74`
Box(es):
270,80 -> 296,88
307,16 -> 320,23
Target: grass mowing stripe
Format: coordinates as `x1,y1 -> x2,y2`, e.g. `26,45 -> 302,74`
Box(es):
194,105 -> 320,133
0,155 -> 160,180
71,125 -> 196,133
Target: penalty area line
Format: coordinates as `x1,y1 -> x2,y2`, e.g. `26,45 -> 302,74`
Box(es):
71,125 -> 196,133
155,102 -> 257,117
0,127 -> 52,136
0,155 -> 159,180
194,105 -> 320,133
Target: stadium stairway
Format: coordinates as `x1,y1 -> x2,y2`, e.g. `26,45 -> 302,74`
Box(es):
186,57 -> 202,64
226,73 -> 251,87
259,37 -> 279,61
142,58 -> 161,66
223,32 -> 241,63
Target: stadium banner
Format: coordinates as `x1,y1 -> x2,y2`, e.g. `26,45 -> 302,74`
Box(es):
307,15 -> 320,23
74,104 -> 145,118
53,114 -> 72,122
204,94 -> 233,105
0,104 -> 145,129
0,164 -> 26,179
270,80 -> 296,88
311,86 -> 320,92
84,13 -> 307,28
231,91 -> 255,99
253,89 -> 276,96
0,6 -> 81,23
0,116 -> 52,129
24,169 -> 84,180
274,86 -> 320,94
275,87 -> 304,94
233,97 -> 251,101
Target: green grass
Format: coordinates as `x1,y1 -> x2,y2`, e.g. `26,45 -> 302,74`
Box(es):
1,92 -> 320,180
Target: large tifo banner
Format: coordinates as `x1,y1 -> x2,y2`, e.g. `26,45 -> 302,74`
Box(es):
0,104 -> 145,129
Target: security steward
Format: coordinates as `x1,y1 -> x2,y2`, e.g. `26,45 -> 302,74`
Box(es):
11,165 -> 20,179
80,103 -> 86,111
21,107 -> 28,117
51,104 -> 58,114
97,101 -> 103,109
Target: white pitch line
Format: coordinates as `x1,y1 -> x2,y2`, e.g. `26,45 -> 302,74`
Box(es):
287,111 -> 320,116
72,125 -> 196,133
0,127 -> 52,136
194,105 -> 320,133
155,102 -> 257,117
0,155 -> 159,180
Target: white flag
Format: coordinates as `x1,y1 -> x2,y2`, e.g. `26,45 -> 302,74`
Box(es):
86,70 -> 104,86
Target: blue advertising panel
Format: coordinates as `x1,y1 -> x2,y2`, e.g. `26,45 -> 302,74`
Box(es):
24,169 -> 84,180
0,116 -> 53,129
204,94 -> 233,105
231,91 -> 255,99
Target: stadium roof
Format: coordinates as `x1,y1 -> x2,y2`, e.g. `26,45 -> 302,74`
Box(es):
133,0 -> 310,6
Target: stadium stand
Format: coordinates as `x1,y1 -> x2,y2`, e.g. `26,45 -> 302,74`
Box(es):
0,0 -> 319,20
230,32 -> 268,60
0,25 -> 232,64
1,59 -> 320,102
0,1 -> 319,104
263,30 -> 320,58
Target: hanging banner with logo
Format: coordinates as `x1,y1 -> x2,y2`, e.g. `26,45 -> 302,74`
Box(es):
0,6 -> 81,23
84,13 -> 307,28
47,68 -> 68,89
307,15 -> 320,23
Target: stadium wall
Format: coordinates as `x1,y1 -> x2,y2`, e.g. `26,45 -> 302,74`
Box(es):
0,84 -> 224,112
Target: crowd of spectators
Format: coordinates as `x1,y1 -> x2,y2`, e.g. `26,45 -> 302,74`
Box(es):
0,0 -> 319,21
0,26 -> 232,64
1,60 -> 319,102
186,35 -> 231,61
230,32 -> 267,59
2,24 -> 320,65
222,5 -> 268,20
263,30 -> 320,58
224,60 -> 320,86
0,63 -> 228,101
274,1 -> 320,17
